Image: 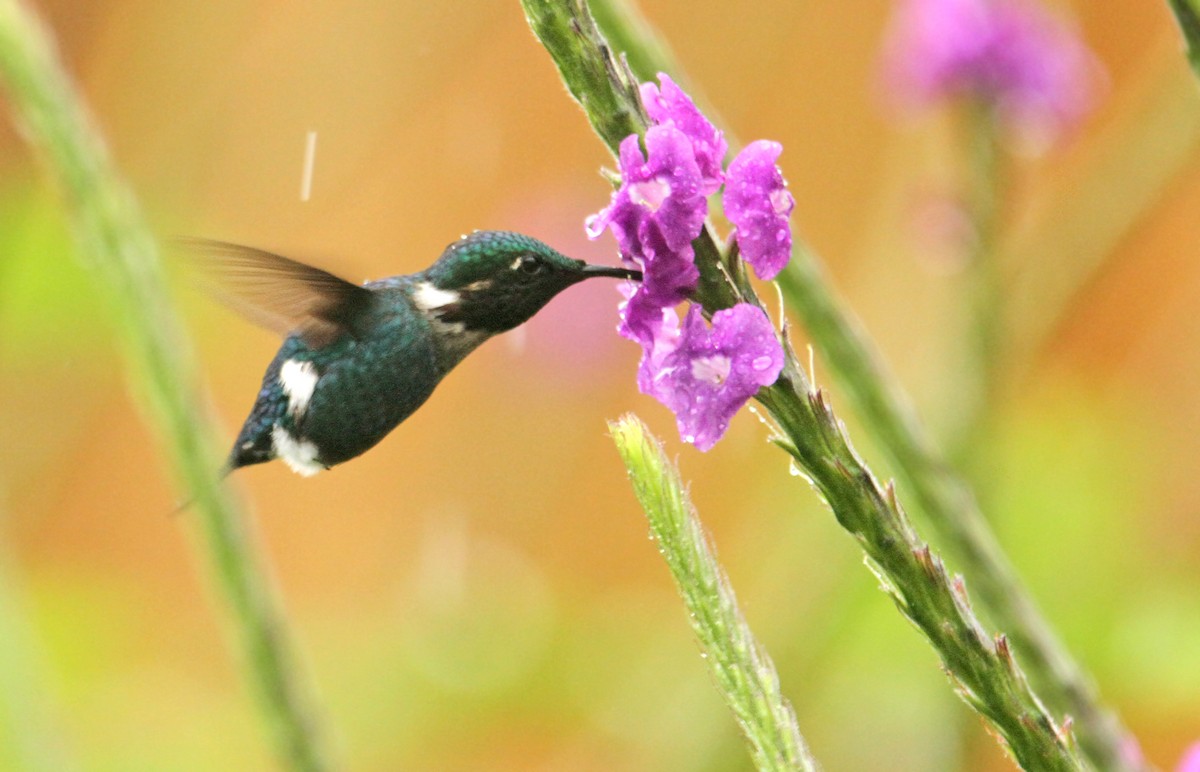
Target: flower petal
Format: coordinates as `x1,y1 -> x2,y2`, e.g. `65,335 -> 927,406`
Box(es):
725,140 -> 794,281
641,73 -> 727,194
637,303 -> 783,450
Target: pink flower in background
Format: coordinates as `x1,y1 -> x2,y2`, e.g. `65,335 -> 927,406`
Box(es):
881,0 -> 1099,144
1179,741 -> 1200,772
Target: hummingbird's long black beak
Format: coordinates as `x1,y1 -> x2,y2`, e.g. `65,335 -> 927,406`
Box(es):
580,264 -> 643,281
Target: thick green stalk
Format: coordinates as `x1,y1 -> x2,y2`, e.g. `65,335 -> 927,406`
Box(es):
522,0 -> 647,152
1167,0 -> 1200,78
778,249 -> 1132,771
610,416 -> 817,772
521,1 -> 1086,767
757,353 -> 1084,771
574,2 -> 1144,769
0,4 -> 328,770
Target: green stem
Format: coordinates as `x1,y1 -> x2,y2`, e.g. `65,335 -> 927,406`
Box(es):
1166,0 -> 1200,79
1002,51 -> 1200,374
0,5 -> 329,770
957,101 -> 1005,465
759,365 -> 1087,771
610,415 -> 817,772
522,1 -> 1087,767
576,2 -> 1145,769
0,521 -> 74,772
779,248 -> 1133,771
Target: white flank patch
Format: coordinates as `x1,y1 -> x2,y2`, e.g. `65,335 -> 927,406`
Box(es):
412,281 -> 460,312
428,317 -> 467,336
272,425 -> 324,477
279,358 -> 319,418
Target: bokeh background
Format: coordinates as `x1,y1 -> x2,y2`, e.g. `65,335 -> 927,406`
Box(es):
2,1 -> 1199,770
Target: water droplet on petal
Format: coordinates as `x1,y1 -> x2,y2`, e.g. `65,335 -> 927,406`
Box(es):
752,355 -> 774,371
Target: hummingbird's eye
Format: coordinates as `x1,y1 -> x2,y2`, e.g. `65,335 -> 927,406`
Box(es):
516,255 -> 547,275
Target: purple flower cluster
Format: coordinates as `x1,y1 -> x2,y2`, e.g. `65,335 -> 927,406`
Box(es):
587,74 -> 790,450
881,0 -> 1097,144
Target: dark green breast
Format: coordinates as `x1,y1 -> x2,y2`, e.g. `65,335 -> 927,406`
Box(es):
228,283 -> 450,474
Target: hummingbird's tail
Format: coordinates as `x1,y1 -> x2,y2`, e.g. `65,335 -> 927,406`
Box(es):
226,434 -> 275,473
167,462 -> 236,516
169,443 -> 266,516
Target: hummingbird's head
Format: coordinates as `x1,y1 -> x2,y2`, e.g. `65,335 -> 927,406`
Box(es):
414,231 -> 641,334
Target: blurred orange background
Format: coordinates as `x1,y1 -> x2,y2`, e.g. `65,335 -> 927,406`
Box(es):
2,1 -> 1199,770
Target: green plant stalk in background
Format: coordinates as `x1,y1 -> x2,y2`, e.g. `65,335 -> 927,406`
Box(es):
610,416 -> 817,772
1003,48 -> 1200,371
0,521 -> 74,772
0,4 -> 329,770
570,2 -> 1147,770
1167,0 -> 1200,77
521,1 -> 1090,768
957,101 -> 1006,464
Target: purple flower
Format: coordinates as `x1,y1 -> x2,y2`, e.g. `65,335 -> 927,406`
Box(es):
589,74 -> 791,449
641,73 -> 727,193
620,242 -> 698,344
587,126 -> 707,343
586,127 -> 708,258
881,0 -> 1097,143
636,304 -> 783,451
725,140 -> 795,281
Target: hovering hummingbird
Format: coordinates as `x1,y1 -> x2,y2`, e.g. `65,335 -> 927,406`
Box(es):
191,231 -> 641,476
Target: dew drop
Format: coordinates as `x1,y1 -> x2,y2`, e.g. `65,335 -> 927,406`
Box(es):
752,355 -> 774,371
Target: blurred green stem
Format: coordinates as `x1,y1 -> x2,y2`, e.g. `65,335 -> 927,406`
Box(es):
1002,45 -> 1200,370
610,415 -> 817,772
523,1 -> 1087,768
1166,0 -> 1200,77
957,101 -> 1005,465
576,2 -> 1146,770
0,4 -> 329,771
0,520 -> 74,772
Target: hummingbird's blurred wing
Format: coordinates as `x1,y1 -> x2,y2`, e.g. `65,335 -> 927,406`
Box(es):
180,238 -> 374,347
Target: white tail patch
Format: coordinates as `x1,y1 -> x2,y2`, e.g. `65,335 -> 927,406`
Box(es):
412,282 -> 461,312
279,358 -> 319,418
271,425 -> 324,476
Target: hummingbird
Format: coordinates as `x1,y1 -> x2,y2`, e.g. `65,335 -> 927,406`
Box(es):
191,231 -> 641,477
